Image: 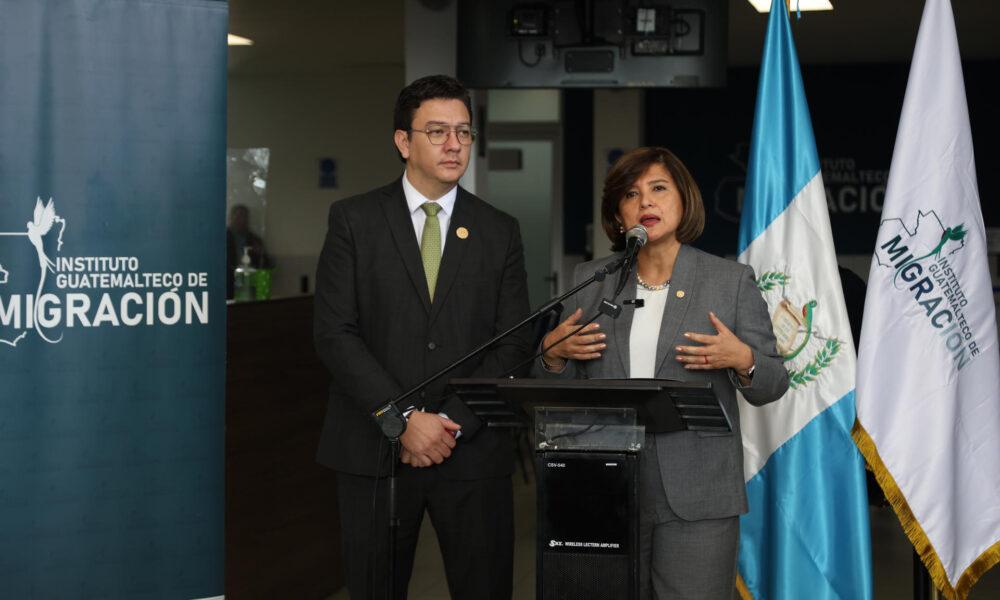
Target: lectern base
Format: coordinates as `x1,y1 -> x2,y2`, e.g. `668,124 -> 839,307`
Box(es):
536,451 -> 638,600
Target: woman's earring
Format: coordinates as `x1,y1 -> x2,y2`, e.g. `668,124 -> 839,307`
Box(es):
618,223 -> 625,233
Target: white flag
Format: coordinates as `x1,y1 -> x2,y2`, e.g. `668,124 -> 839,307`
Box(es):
854,1 -> 1000,599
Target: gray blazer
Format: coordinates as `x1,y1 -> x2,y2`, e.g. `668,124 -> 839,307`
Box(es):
534,244 -> 788,520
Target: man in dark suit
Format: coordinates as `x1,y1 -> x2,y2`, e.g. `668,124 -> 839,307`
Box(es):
314,75 -> 532,599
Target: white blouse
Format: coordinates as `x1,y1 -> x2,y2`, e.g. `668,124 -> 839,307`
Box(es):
628,283 -> 670,378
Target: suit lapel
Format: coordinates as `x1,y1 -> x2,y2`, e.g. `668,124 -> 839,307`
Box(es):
429,188 -> 475,323
655,244 -> 696,374
380,179 -> 432,314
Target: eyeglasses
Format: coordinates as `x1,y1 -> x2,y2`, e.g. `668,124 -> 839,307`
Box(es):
407,126 -> 478,145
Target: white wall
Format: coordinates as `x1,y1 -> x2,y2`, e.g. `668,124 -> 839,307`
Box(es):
227,65 -> 405,297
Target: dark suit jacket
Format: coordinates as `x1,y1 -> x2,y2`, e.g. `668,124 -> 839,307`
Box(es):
314,178 -> 533,479
534,245 -> 789,520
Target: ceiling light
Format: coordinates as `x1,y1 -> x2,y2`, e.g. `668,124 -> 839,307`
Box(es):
747,0 -> 833,12
228,34 -> 254,46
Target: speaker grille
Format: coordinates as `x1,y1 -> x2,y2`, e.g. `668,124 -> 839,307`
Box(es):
541,552 -> 629,600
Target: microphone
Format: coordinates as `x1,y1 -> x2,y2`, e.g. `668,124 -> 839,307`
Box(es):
614,224 -> 648,297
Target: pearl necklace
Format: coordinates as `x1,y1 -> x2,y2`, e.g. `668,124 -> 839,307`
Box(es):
636,273 -> 670,291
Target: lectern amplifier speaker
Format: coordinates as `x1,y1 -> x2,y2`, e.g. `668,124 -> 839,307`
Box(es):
536,450 -> 639,600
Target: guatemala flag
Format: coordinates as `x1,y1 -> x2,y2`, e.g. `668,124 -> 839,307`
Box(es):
735,4 -> 873,599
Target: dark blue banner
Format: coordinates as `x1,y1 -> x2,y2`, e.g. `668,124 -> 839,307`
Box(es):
0,1 -> 227,598
646,62 -> 999,256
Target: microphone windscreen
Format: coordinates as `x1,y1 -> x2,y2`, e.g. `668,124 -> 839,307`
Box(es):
625,224 -> 648,248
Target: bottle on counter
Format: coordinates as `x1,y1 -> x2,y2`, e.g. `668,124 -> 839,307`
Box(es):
233,247 -> 257,302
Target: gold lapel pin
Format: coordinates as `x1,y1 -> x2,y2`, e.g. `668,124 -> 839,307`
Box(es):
456,227 -> 469,239
676,290 -> 685,298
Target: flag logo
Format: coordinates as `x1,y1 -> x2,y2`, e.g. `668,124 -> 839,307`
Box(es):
755,269 -> 844,390
1,198 -> 214,349
0,198 -> 67,346
873,209 -> 981,371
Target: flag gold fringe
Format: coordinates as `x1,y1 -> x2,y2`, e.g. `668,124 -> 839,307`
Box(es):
852,418 -> 1000,600
736,573 -> 753,600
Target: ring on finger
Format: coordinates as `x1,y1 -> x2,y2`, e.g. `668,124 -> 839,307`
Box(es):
704,355 -> 709,364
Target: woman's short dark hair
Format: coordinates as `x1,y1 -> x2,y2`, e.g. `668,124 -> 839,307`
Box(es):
393,75 -> 473,133
600,147 -> 705,251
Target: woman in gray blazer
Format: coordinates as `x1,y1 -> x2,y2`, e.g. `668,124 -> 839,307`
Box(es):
535,147 -> 789,599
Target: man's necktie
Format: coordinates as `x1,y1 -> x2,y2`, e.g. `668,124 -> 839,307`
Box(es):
420,202 -> 442,301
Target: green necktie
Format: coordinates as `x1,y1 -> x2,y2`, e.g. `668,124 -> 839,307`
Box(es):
420,202 -> 442,301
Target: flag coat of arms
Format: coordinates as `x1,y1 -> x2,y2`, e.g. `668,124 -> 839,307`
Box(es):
736,3 -> 872,599
854,1 -> 1000,598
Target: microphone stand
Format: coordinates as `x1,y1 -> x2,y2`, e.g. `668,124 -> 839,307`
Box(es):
370,255 -> 628,600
